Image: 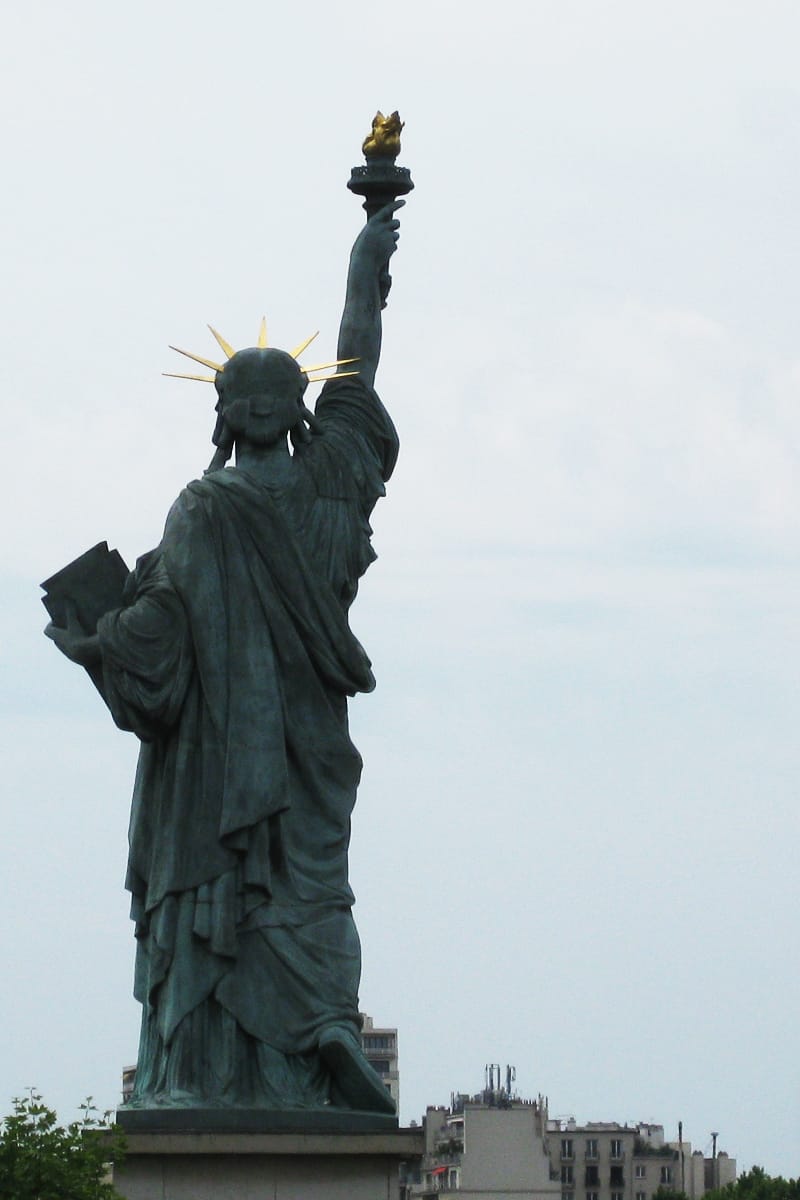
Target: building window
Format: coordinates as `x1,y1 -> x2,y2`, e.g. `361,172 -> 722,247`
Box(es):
562,1139 -> 574,1160
586,1139 -> 599,1160
587,1192 -> 599,1200
562,1166 -> 574,1185
610,1166 -> 625,1187
370,1059 -> 391,1075
564,1193 -> 575,1200
612,1192 -> 624,1200
610,1139 -> 623,1160
363,1035 -> 394,1050
585,1166 -> 600,1187
636,1165 -> 646,1180
661,1167 -> 673,1186
636,1192 -> 647,1200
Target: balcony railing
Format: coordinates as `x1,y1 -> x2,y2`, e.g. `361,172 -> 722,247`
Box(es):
432,1145 -> 463,1164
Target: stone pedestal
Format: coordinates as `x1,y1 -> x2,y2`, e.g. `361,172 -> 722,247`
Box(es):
113,1128 -> 424,1200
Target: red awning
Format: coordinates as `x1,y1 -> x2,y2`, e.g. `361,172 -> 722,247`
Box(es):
432,1166 -> 448,1176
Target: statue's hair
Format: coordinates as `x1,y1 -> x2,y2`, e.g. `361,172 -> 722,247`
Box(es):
204,401 -> 321,474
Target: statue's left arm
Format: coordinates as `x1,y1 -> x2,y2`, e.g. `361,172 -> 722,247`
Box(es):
336,201 -> 403,390
46,550 -> 193,741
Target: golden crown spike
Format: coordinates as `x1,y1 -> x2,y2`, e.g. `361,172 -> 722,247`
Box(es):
163,321 -> 359,385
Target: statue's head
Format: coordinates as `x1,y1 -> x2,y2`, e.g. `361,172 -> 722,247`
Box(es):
214,347 -> 308,447
163,320 -> 358,472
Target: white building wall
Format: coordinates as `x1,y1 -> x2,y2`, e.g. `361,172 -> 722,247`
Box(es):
716,1154 -> 737,1189
459,1106 -> 560,1199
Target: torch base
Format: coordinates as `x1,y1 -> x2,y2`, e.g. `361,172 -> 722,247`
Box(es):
347,160 -> 414,218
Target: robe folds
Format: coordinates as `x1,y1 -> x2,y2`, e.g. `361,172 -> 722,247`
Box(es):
96,378 -> 398,1106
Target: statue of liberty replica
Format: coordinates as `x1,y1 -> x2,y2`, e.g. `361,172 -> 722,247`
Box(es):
43,115 -> 413,1127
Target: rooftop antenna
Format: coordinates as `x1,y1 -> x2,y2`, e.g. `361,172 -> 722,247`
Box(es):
484,1063 -> 500,1102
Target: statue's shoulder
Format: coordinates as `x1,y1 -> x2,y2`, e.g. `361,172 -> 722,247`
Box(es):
166,471 -> 235,516
161,478 -> 201,529
313,377 -> 399,484
164,469 -> 266,539
160,476 -> 221,557
160,476 -> 230,586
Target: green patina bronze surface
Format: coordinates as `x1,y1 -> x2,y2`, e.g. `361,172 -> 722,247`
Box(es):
43,133 -> 411,1125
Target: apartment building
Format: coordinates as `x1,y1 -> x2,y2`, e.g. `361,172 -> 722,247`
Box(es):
547,1118 -> 736,1200
404,1090 -> 560,1200
360,1011 -> 400,1110
402,1079 -> 735,1200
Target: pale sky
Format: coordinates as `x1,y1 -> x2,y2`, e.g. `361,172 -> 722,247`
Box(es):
2,0 -> 799,1179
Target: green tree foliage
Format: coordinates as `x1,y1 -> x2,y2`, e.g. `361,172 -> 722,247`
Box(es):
706,1167 -> 800,1200
654,1187 -> 690,1200
0,1090 -> 125,1200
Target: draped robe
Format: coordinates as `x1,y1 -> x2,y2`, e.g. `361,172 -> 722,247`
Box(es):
97,379 -> 398,1107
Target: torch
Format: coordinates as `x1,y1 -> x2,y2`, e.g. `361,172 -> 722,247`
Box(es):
348,111 -> 414,306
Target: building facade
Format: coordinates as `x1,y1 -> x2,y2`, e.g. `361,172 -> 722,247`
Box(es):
403,1082 -> 561,1200
360,1012 -> 400,1110
546,1117 -> 736,1200
403,1080 -> 736,1200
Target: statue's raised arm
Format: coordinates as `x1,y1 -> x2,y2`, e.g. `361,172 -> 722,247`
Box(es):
336,200 -> 404,391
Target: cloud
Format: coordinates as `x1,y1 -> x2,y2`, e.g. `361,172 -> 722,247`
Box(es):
384,298 -> 800,564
